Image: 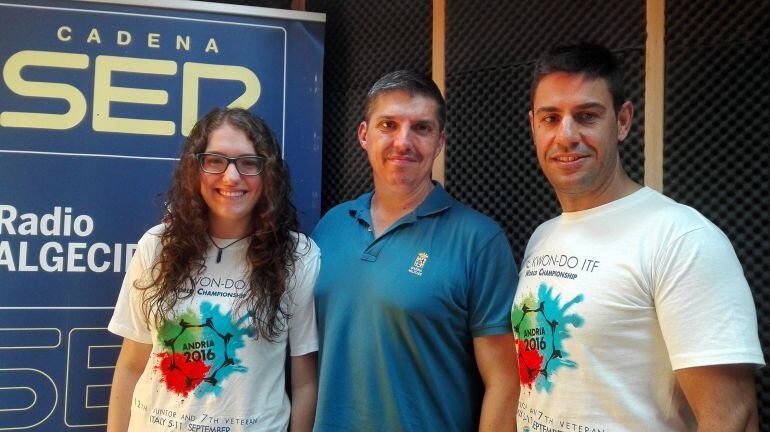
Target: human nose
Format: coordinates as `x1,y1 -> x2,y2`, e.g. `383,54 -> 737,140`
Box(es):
556,116 -> 580,146
222,160 -> 241,181
393,125 -> 414,152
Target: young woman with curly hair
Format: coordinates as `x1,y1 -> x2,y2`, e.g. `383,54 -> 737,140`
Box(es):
107,108 -> 319,432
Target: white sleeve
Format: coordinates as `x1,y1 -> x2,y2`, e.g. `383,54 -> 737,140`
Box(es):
107,229 -> 159,345
653,226 -> 765,370
287,237 -> 321,357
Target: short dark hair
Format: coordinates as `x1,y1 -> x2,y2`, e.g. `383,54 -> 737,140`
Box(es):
531,42 -> 626,113
364,70 -> 446,131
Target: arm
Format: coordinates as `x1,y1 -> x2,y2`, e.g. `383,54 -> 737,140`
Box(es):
107,338 -> 152,432
289,351 -> 318,432
676,364 -> 758,432
474,333 -> 520,432
651,227 -> 763,431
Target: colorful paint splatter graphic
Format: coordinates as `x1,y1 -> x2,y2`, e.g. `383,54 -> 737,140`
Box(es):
155,302 -> 253,397
512,282 -> 584,393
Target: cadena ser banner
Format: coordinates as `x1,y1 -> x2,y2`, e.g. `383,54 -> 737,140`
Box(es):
0,0 -> 324,429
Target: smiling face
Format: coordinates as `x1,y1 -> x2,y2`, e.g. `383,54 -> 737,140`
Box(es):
359,90 -> 445,197
199,122 -> 263,238
530,72 -> 634,211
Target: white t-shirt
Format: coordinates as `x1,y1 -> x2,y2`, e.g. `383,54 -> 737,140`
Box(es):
512,187 -> 764,431
109,224 -> 320,432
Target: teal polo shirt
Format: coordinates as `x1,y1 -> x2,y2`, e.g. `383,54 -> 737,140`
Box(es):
313,184 -> 518,432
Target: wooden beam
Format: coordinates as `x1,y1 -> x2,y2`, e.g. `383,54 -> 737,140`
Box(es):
644,0 -> 665,191
432,0 -> 446,185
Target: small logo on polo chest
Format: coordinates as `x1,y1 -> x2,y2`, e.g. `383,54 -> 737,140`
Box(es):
408,252 -> 429,276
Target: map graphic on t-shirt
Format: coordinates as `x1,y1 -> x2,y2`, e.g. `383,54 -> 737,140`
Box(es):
512,283 -> 584,392
155,302 -> 254,397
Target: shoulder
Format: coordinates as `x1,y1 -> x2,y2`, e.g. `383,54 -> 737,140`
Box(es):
292,231 -> 320,262
288,232 -> 321,299
531,214 -> 561,234
317,200 -> 356,224
601,190 -> 737,269
312,197 -> 361,240
136,223 -> 165,250
443,198 -> 506,238
144,223 -> 166,237
405,187 -> 510,253
127,224 -> 166,267
638,189 -> 728,241
521,215 -> 560,256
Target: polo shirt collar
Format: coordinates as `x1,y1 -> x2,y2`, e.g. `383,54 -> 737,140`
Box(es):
349,190 -> 374,224
415,182 -> 453,217
348,182 -> 453,225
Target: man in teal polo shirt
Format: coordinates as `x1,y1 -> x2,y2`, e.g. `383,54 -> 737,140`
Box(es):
313,70 -> 519,431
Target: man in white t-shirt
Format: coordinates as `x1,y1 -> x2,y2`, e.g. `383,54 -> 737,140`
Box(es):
512,42 -> 764,431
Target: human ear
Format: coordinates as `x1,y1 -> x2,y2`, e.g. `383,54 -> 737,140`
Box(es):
357,121 -> 368,149
617,101 -> 634,141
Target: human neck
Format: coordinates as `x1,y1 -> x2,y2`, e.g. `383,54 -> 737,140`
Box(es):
558,172 -> 642,213
208,219 -> 250,239
207,232 -> 250,263
370,179 -> 434,236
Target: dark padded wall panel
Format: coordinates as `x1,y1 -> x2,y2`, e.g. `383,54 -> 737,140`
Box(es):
307,0 -> 433,211
445,0 -> 645,263
664,0 -> 770,425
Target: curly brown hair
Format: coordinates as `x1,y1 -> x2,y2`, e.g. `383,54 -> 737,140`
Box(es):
139,107 -> 300,342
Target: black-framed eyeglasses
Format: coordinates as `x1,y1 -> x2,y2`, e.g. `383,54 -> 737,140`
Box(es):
195,153 -> 265,176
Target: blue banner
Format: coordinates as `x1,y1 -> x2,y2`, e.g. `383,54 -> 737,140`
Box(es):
0,0 -> 324,429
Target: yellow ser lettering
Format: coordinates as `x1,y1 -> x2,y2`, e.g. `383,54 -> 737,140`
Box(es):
0,50 -> 89,130
1,51 -> 263,136
93,55 -> 177,135
181,62 -> 260,136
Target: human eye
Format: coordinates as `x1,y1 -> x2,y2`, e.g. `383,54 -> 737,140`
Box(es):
237,157 -> 263,174
378,120 -> 396,130
413,122 -> 433,134
204,155 -> 226,169
540,114 -> 558,125
577,111 -> 599,123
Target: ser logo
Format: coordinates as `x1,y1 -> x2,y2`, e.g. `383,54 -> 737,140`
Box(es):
0,25 -> 262,137
408,252 -> 429,276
